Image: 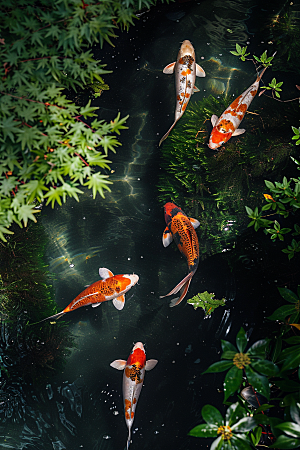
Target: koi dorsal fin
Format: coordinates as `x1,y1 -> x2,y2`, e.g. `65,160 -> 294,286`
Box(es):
162,226 -> 173,247
110,359 -> 126,370
145,359 -> 158,371
113,295 -> 125,310
99,267 -> 114,279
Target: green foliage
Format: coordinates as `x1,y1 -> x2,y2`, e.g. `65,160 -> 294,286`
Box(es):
263,78 -> 283,98
0,0 -> 167,241
189,402 -> 257,450
292,127 -> 300,146
246,159 -> 300,258
187,291 -> 225,315
253,50 -> 275,68
230,43 -> 250,61
203,327 -> 277,401
192,285 -> 300,449
0,223 -> 74,382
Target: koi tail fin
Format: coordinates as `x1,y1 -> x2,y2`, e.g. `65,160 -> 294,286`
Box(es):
159,120 -> 178,146
160,272 -> 194,307
29,311 -> 66,326
126,428 -> 131,450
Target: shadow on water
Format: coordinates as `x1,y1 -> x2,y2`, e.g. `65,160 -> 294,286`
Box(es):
2,0 -> 300,449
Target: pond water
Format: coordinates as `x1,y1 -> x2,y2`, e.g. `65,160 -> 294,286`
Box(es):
2,0 -> 300,449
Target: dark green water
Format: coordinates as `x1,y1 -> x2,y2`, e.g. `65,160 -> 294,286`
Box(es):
2,0 -> 300,449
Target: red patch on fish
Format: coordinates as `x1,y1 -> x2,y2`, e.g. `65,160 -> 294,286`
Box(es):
127,348 -> 146,367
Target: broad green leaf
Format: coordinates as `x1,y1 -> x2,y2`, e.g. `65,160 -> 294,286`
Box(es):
203,360 -> 233,374
251,426 -> 262,446
255,404 -> 275,413
276,423 -> 300,438
291,402 -> 300,426
221,340 -> 238,353
267,305 -> 296,321
201,404 -> 223,427
245,365 -> 270,400
280,349 -> 300,372
223,365 -> 243,401
226,403 -> 246,427
221,351 -> 236,360
269,434 -> 300,449
188,423 -> 218,437
236,327 -> 247,353
250,360 -> 279,376
230,435 -> 253,450
278,287 -> 299,303
247,339 -> 268,358
231,416 -> 257,432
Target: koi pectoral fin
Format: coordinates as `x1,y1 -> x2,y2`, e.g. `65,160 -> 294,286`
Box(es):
232,128 -> 246,136
99,267 -> 114,279
211,114 -> 219,127
91,302 -> 102,308
113,294 -> 125,310
189,217 -> 200,229
193,85 -> 200,93
163,62 -> 176,74
162,226 -> 173,247
110,359 -> 127,370
145,359 -> 158,371
196,64 -> 206,77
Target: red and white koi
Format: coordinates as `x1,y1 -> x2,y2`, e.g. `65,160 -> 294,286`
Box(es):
160,202 -> 200,307
159,39 -> 206,146
39,268 -> 139,322
208,66 -> 269,150
110,342 -> 158,449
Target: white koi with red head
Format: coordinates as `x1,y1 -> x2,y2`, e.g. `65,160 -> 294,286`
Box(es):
208,62 -> 274,150
110,342 -> 158,449
208,65 -> 270,150
159,39 -> 206,146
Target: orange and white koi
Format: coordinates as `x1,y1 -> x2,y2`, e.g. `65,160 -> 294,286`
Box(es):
160,202 -> 200,307
208,66 -> 269,150
110,342 -> 158,450
159,40 -> 205,146
39,268 -> 139,322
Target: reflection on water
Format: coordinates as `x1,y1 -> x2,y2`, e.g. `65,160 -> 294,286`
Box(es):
2,0 -> 299,449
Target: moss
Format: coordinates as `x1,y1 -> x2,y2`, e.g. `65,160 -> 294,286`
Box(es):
158,94 -> 296,255
0,223 -> 74,384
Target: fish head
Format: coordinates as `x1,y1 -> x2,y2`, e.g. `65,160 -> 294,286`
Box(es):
127,342 -> 146,368
112,274 -> 139,296
208,121 -> 234,150
164,202 -> 181,225
178,40 -> 195,59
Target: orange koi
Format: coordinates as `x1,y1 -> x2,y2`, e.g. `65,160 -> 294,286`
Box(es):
110,342 -> 158,450
39,268 -> 139,322
160,202 -> 200,307
208,62 -> 274,150
159,40 -> 205,146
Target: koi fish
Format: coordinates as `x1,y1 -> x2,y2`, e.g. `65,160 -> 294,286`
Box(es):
39,268 -> 139,322
159,39 -> 206,146
110,342 -> 158,450
160,202 -> 200,307
208,65 -> 270,150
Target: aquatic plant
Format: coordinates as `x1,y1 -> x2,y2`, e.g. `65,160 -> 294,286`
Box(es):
0,223 -> 73,383
0,0 -> 168,241
187,291 -> 225,315
158,94 -> 295,255
189,286 -> 300,449
246,158 -> 300,259
268,5 -> 300,74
